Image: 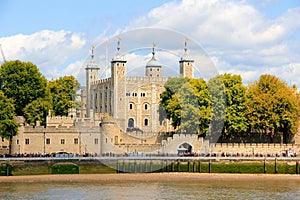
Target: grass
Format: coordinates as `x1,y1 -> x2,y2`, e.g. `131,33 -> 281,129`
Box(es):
1,160 -> 299,176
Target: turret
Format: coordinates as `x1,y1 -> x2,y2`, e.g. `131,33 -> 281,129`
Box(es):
85,45 -> 100,118
145,43 -> 162,77
179,38 -> 194,78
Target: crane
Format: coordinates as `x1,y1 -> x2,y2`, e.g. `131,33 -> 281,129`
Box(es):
0,44 -> 6,62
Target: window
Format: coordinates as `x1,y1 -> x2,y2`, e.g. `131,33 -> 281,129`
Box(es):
94,138 -> 98,144
144,118 -> 149,126
157,74 -> 159,77
129,103 -> 133,110
61,139 -> 65,145
46,138 -> 50,145
144,104 -> 148,110
74,138 -> 78,144
141,93 -> 145,97
105,138 -> 108,143
16,139 -> 19,145
25,138 -> 30,145
157,68 -> 159,71
150,68 -> 152,71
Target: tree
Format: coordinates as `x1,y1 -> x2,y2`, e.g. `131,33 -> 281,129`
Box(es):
0,60 -> 48,116
160,77 -> 211,135
207,76 -> 227,143
246,74 -> 300,143
47,76 -> 80,116
0,91 -> 19,154
23,98 -> 52,126
220,74 -> 248,139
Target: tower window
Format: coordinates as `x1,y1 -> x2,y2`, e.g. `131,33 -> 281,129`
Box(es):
144,104 -> 148,110
74,138 -> 78,144
61,139 -> 65,145
150,68 -> 152,71
144,118 -> 149,126
129,103 -> 133,110
157,68 -> 159,71
25,139 -> 30,145
46,138 -> 51,145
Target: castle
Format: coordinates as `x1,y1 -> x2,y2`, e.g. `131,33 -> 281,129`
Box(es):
1,39 -> 299,157
0,39 -> 204,156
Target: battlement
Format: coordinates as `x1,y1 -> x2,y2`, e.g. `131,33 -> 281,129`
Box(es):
46,115 -> 74,127
91,78 -> 111,85
126,76 -> 168,83
24,125 -> 78,133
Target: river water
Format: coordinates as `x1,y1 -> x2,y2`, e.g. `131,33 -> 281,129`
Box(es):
0,178 -> 299,200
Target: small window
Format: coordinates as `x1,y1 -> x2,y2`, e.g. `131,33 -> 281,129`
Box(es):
150,68 -> 152,71
74,138 -> 78,144
129,103 -> 133,110
144,104 -> 148,110
46,138 -> 51,145
25,138 -> 30,145
157,68 -> 159,71
16,139 -> 19,145
94,138 -> 98,144
157,74 -> 159,77
61,139 -> 65,145
144,119 -> 149,126
105,138 -> 108,143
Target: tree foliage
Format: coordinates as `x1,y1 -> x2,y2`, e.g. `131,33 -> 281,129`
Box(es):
47,76 -> 80,116
246,74 -> 300,142
221,74 -> 248,134
160,77 -> 211,135
0,91 -> 19,154
0,60 -> 48,116
24,98 -> 52,126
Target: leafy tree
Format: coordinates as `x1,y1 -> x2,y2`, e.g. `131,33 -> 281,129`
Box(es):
220,74 -> 248,138
24,98 -> 52,126
0,60 -> 48,116
207,76 -> 226,143
47,76 -> 80,116
160,77 -> 211,135
0,91 -> 18,154
246,74 -> 300,143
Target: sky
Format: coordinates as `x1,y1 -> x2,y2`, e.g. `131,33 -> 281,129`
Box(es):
0,0 -> 299,89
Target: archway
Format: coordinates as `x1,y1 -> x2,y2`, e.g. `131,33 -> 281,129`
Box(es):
128,118 -> 134,128
177,142 -> 193,156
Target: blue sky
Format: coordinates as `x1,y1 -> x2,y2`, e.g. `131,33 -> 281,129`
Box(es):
0,0 -> 300,88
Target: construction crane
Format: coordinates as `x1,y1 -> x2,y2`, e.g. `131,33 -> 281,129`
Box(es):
0,44 -> 6,62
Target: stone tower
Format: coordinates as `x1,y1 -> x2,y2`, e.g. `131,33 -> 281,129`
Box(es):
85,45 -> 100,118
111,37 -> 127,129
179,39 -> 194,78
145,43 -> 162,77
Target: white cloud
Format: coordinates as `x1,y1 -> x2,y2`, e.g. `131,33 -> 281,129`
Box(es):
127,0 -> 300,89
0,30 -> 88,80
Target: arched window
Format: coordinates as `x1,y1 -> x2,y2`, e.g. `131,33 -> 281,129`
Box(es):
144,104 -> 148,110
144,118 -> 149,126
129,103 -> 133,110
128,118 -> 134,128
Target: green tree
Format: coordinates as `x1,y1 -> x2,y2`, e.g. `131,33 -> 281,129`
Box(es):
246,74 -> 300,143
207,76 -> 227,143
160,77 -> 211,135
47,76 -> 80,116
23,98 -> 52,126
220,74 -> 248,138
0,60 -> 48,116
0,91 -> 19,154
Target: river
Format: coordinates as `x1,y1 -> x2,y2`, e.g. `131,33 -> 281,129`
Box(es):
0,177 -> 299,199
